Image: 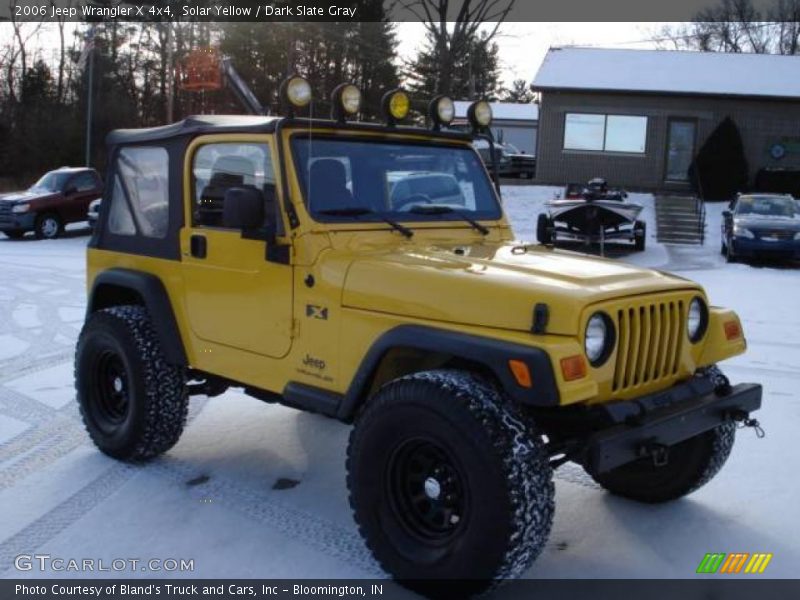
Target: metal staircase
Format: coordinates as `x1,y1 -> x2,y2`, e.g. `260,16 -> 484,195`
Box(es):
655,195 -> 706,245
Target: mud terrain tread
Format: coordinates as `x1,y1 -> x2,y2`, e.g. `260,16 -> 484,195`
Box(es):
347,369 -> 554,588
75,305 -> 188,461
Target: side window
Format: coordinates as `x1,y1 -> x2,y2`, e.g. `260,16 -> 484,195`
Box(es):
108,176 -> 136,236
70,172 -> 99,192
109,147 -> 169,239
192,142 -> 274,228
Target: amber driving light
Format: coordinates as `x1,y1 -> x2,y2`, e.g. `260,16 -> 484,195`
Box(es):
382,89 -> 410,124
331,83 -> 361,121
428,95 -> 454,129
560,355 -> 587,381
467,100 -> 492,129
724,320 -> 742,340
279,75 -> 312,113
508,359 -> 532,388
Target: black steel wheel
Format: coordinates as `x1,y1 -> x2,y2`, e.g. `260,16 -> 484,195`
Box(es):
347,370 -> 554,595
75,305 -> 188,461
89,349 -> 130,431
388,438 -> 468,543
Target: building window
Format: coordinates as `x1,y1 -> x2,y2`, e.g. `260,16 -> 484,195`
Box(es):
564,113 -> 647,154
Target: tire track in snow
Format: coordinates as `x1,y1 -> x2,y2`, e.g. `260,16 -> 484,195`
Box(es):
152,457 -> 384,576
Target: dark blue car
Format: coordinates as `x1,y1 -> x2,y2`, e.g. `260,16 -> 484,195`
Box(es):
722,194 -> 800,263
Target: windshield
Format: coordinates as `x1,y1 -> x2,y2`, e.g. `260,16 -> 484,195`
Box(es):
736,196 -> 798,218
292,137 -> 502,223
30,171 -> 71,193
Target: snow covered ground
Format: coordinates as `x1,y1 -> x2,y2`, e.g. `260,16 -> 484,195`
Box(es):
0,190 -> 798,588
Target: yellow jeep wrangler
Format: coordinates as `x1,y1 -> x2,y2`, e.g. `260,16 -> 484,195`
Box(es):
75,82 -> 762,591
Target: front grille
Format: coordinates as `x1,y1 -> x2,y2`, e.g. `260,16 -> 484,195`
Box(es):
0,203 -> 13,224
613,300 -> 684,392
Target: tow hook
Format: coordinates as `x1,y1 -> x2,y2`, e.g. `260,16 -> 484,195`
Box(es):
730,409 -> 766,438
637,441 -> 669,466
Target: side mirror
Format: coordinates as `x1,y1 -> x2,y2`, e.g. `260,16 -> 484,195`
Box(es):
222,187 -> 265,230
64,185 -> 77,195
722,210 -> 732,219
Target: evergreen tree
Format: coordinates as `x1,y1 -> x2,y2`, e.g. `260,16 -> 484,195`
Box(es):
501,79 -> 535,103
407,30 -> 502,100
688,116 -> 749,200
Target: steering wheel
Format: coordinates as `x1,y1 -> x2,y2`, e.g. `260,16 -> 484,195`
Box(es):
394,194 -> 433,212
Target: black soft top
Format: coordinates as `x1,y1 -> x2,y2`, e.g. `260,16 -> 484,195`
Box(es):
106,115 -> 281,145
106,114 -> 473,146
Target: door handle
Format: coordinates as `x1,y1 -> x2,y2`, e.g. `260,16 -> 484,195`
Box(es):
190,234 -> 207,259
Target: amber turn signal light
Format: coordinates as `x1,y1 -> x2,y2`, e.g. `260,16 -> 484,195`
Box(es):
724,320 -> 742,340
560,355 -> 587,381
508,359 -> 532,388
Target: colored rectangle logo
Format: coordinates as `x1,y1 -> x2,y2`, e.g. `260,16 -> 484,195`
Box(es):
697,553 -> 772,574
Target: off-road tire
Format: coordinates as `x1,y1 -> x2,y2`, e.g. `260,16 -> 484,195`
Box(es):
587,422 -> 736,503
75,305 -> 188,462
3,230 -> 25,240
634,220 -> 646,251
537,213 -> 553,245
34,212 -> 63,239
347,369 -> 554,595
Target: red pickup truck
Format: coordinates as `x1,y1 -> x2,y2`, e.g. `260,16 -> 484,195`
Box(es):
0,167 -> 103,239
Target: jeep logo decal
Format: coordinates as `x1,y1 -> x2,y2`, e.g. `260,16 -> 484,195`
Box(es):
302,354 -> 326,370
306,304 -> 328,320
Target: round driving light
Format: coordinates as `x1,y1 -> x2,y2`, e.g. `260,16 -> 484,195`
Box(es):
331,82 -> 361,121
585,312 -> 614,366
467,100 -> 492,129
428,95 -> 454,128
340,84 -> 361,114
382,89 -> 410,124
687,297 -> 708,343
285,76 -> 311,108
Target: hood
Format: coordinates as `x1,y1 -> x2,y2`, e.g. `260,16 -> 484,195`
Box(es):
0,189 -> 58,203
341,241 -> 700,335
734,214 -> 800,231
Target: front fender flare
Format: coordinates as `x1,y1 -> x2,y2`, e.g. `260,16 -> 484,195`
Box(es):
337,325 -> 559,421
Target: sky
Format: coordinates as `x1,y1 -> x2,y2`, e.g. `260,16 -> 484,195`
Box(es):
1,22 -> 672,88
396,22 -> 671,87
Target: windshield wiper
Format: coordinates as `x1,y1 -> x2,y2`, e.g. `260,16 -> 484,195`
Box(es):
317,207 -> 414,239
408,204 -> 490,235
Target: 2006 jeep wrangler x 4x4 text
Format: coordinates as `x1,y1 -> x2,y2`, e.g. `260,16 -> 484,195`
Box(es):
75,83 -> 762,593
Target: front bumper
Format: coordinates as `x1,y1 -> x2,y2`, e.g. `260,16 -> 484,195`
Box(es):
0,212 -> 36,232
584,376 -> 762,474
731,237 -> 800,258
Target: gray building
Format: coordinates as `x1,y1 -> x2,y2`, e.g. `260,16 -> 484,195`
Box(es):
454,101 -> 538,154
531,47 -> 800,191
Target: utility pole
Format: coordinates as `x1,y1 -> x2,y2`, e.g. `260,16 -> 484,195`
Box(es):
165,21 -> 174,122
84,26 -> 95,168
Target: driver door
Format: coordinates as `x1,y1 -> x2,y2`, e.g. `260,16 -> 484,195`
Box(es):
180,137 -> 293,359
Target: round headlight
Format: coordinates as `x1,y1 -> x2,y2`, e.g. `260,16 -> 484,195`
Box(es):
428,95 -> 454,128
687,297 -> 708,343
467,100 -> 492,129
285,76 -> 312,108
585,312 -> 614,366
382,89 -> 410,123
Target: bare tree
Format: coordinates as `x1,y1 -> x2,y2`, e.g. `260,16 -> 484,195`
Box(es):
659,0 -> 800,55
400,0 -> 514,95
